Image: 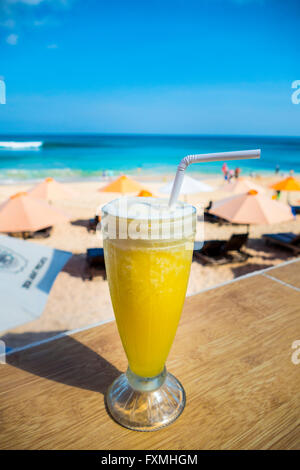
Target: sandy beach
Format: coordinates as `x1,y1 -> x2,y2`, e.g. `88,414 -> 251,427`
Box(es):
1,172 -> 300,348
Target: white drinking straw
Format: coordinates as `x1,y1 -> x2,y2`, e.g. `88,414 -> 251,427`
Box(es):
168,149 -> 261,207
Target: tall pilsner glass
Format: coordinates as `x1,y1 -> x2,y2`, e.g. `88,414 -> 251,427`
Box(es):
102,197 -> 196,431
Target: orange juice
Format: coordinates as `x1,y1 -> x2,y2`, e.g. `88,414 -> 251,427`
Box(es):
102,197 -> 196,378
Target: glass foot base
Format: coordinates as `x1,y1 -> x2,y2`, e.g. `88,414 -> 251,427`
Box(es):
106,367 -> 186,431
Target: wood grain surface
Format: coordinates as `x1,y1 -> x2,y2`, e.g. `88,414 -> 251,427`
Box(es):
0,262 -> 300,450
265,260 -> 300,289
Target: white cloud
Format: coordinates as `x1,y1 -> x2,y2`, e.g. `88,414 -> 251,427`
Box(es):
6,33 -> 18,45
0,0 -> 73,45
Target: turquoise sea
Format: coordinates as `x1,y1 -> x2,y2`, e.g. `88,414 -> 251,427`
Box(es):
0,134 -> 299,183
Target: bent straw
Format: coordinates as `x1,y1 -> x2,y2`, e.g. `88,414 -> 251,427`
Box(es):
168,149 -> 261,207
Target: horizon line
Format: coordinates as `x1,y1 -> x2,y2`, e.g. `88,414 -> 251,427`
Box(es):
0,132 -> 300,139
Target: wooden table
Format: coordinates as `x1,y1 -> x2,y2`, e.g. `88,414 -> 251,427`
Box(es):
1,260 -> 300,450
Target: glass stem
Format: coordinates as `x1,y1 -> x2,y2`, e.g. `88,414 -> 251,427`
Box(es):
126,366 -> 167,392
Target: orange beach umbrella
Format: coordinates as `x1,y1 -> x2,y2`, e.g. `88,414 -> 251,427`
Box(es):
99,175 -> 142,194
0,192 -> 70,233
210,190 -> 294,225
29,177 -> 76,201
271,176 -> 300,192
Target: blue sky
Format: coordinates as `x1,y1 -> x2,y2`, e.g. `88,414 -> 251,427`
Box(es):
0,0 -> 299,135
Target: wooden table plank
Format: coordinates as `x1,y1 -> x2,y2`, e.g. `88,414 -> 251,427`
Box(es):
0,272 -> 300,450
265,260 -> 300,289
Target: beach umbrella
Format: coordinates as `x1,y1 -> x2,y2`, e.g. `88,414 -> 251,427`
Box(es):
221,177 -> 266,194
137,189 -> 153,197
160,175 -> 213,196
271,176 -> 300,192
29,177 -> 75,201
99,175 -> 142,194
270,176 -> 300,203
0,192 -> 70,233
0,234 -> 71,332
209,190 -> 294,226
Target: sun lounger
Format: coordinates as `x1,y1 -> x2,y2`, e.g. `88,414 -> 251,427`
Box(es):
84,248 -> 106,280
194,233 -> 249,265
204,211 -> 219,223
290,205 -> 300,215
204,210 -> 230,225
29,226 -> 53,239
8,226 -> 53,240
194,239 -> 228,265
223,233 -> 249,262
263,232 -> 300,254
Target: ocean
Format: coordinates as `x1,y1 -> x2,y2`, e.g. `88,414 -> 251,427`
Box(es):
0,134 -> 299,183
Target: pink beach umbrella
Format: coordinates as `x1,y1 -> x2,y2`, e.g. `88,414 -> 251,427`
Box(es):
29,177 -> 75,201
220,177 -> 266,194
210,190 -> 294,226
0,192 -> 70,233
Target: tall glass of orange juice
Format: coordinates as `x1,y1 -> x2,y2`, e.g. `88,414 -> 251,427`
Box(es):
102,197 -> 196,431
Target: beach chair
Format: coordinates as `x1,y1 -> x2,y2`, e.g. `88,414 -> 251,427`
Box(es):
30,226 -> 53,239
290,205 -> 300,215
263,232 -> 300,255
223,233 -> 249,262
7,231 -> 26,240
204,211 -> 219,223
203,202 -> 220,223
204,210 -> 230,226
194,233 -> 249,265
194,239 -> 228,265
8,227 -> 53,240
84,248 -> 106,280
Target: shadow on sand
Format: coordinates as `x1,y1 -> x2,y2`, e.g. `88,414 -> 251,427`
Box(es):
231,263 -> 273,278
62,253 -> 87,278
246,237 -> 295,261
70,219 -> 90,228
62,254 -> 106,280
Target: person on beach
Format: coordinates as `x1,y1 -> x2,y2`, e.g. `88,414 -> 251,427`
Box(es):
228,169 -> 234,182
275,165 -> 280,174
222,163 -> 228,181
234,167 -> 241,179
